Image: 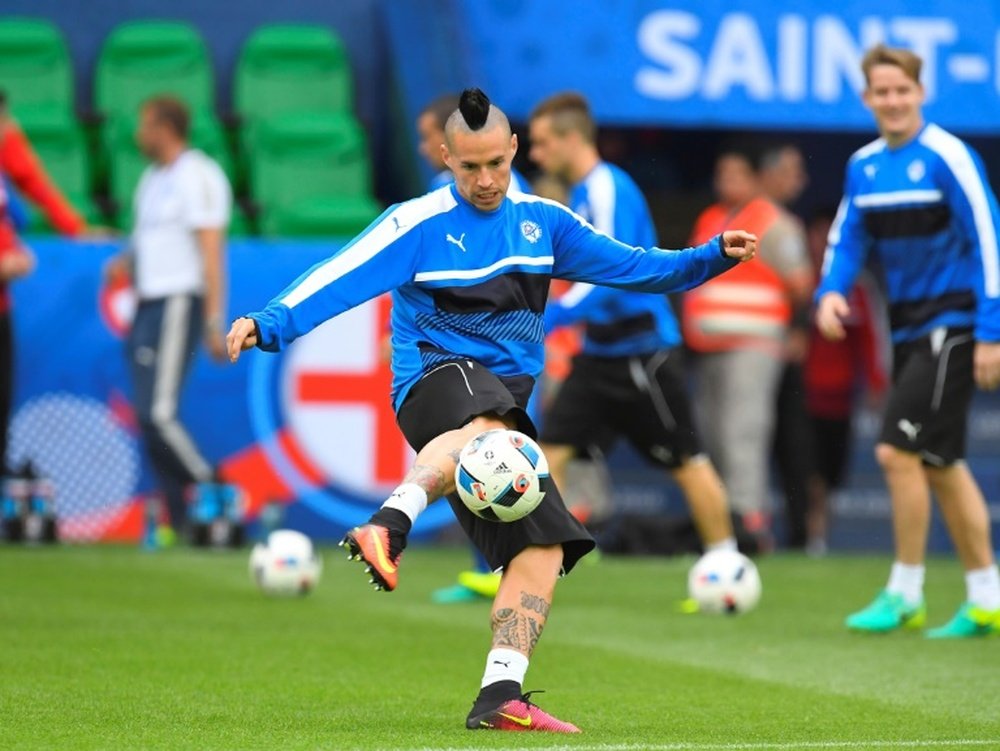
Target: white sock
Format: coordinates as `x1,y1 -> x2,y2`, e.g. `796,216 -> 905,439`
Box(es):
965,565 -> 1000,610
706,537 -> 738,553
480,648 -> 528,689
382,483 -> 428,525
886,562 -> 925,607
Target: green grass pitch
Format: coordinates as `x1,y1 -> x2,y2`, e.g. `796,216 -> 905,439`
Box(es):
1,544 -> 998,750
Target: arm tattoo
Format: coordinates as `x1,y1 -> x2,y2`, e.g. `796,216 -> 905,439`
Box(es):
446,448 -> 462,464
403,464 -> 447,498
520,591 -> 551,619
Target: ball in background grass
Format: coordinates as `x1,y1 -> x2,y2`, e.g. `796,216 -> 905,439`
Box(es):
250,529 -> 322,596
688,549 -> 761,614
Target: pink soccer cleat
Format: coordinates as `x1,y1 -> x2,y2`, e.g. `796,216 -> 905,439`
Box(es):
466,691 -> 581,733
339,523 -> 405,592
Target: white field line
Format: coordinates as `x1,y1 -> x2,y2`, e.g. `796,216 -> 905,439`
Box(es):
393,740 -> 999,751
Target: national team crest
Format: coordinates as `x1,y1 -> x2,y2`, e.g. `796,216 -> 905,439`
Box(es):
907,159 -> 925,182
521,220 -> 542,244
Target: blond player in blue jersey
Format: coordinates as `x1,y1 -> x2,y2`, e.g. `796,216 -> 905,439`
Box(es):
817,45 -> 1000,637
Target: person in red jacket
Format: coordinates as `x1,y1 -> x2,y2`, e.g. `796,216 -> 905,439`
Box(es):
0,91 -> 85,472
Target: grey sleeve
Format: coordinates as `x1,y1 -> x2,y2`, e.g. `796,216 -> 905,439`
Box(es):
759,213 -> 811,278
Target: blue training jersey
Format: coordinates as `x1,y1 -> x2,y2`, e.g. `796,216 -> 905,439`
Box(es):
250,184 -> 736,412
817,123 -> 1000,344
430,167 -> 531,194
543,161 -> 681,357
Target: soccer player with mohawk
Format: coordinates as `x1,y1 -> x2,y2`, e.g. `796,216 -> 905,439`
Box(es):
227,88 -> 757,731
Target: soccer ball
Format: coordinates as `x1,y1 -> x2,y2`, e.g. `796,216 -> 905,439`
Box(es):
249,529 -> 322,596
455,429 -> 549,522
688,549 -> 761,614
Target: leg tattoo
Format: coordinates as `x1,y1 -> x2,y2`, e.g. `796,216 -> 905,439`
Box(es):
491,590 -> 552,655
520,591 -> 551,619
404,464 -> 447,498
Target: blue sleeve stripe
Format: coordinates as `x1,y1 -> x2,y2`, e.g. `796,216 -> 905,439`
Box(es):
414,254 -> 554,283
920,125 -> 1000,298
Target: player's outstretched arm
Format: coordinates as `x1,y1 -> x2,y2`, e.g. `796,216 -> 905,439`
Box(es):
547,200 -> 755,293
226,317 -> 259,363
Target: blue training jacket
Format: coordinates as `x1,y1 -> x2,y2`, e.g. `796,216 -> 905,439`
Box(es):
543,161 -> 681,357
250,184 -> 735,411
817,123 -> 1000,344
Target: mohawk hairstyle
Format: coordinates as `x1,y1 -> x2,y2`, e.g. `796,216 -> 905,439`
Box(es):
458,88 -> 491,130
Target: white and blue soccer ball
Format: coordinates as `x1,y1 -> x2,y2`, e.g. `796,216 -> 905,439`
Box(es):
249,529 -> 323,596
455,429 -> 549,523
688,549 -> 762,614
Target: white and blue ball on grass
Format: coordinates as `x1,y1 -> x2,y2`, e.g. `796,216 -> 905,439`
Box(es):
249,529 -> 323,596
688,549 -> 762,614
455,429 -> 550,522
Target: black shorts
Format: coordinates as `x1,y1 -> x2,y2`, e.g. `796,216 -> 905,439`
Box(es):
879,327 -> 975,466
538,349 -> 702,470
810,416 -> 852,489
396,358 -> 595,574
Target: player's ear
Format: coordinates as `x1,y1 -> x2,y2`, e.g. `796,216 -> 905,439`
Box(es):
440,142 -> 452,168
510,132 -> 518,156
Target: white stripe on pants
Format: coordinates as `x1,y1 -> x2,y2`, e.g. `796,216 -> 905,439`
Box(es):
151,295 -> 213,483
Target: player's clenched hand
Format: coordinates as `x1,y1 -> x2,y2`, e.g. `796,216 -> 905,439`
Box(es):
974,341 -> 1000,391
816,292 -> 850,341
226,317 -> 259,363
721,230 -> 757,262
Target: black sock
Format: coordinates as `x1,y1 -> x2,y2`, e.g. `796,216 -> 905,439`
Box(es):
469,680 -> 521,717
369,507 -> 412,535
367,508 -> 410,559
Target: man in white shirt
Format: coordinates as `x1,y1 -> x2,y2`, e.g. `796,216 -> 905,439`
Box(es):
107,96 -> 231,540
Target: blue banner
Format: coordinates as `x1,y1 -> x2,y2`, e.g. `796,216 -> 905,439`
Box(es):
451,0 -> 1000,132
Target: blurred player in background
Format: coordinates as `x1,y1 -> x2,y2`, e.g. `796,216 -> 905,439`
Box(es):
227,88 -> 756,732
818,45 -> 1000,637
0,90 -> 86,475
105,96 -> 231,545
528,92 -> 737,557
683,145 -> 813,549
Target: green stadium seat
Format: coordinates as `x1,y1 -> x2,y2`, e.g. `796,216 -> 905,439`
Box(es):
0,18 -> 73,120
235,24 -> 353,147
95,20 -> 213,124
108,111 -> 233,229
250,111 -> 373,209
19,108 -> 101,232
263,194 -> 381,237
